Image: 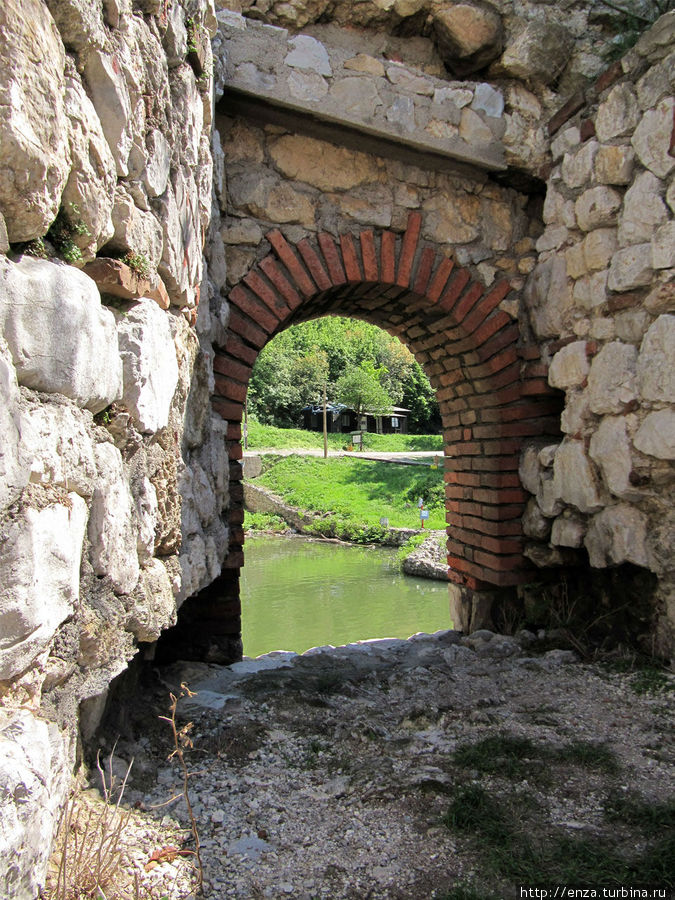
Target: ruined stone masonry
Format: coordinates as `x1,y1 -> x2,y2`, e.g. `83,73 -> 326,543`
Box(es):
0,0 -> 673,895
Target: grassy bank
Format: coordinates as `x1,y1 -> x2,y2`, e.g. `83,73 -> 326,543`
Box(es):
246,421 -> 443,453
250,455 -> 446,541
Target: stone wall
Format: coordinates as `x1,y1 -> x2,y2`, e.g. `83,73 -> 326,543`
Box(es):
520,13 -> 675,655
0,1 -> 223,896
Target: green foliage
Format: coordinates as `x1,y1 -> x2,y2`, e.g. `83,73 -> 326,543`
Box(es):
22,237 -> 48,259
253,455 -> 447,534
47,203 -> 90,265
122,251 -> 150,278
335,363 -> 393,418
247,316 -> 440,432
243,511 -> 287,532
246,420 -> 443,452
599,0 -> 674,59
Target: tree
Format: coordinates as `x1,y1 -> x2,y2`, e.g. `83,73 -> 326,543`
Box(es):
335,364 -> 393,419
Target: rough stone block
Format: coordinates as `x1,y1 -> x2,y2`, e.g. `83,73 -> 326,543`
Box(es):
634,409 -> 675,459
589,415 -> 639,499
595,83 -> 640,141
585,504 -> 648,568
652,221 -> 675,269
575,186 -> 622,232
607,244 -> 653,292
637,314 -> 675,402
594,144 -> 635,185
0,340 -> 32,510
548,341 -> 589,390
587,341 -> 637,414
83,48 -> 133,177
618,171 -> 668,247
584,229 -> 617,272
552,439 -> 605,514
551,513 -> 585,548
631,97 -> 675,179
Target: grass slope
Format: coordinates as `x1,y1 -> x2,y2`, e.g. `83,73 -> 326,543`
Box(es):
253,455 -> 447,540
246,421 -> 443,452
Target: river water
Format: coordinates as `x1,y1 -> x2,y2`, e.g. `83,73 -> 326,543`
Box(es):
240,534 -> 451,658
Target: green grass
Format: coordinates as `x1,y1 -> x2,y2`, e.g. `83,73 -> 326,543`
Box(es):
246,420 -> 443,452
243,511 -> 288,532
253,455 -> 447,538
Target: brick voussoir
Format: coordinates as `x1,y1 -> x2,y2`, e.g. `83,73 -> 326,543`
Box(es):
380,230 -> 397,284
359,230 -> 379,282
259,257 -> 303,311
340,233 -> 364,283
297,238 -> 332,291
267,229 -> 316,296
413,246 -> 436,296
396,211 -> 422,288
318,232 -> 347,286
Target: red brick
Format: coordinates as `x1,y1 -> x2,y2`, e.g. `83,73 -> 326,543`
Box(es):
468,346 -> 519,380
360,231 -> 379,282
259,257 -> 303,310
462,281 -> 510,333
226,422 -> 242,441
267,230 -> 316,296
228,442 -> 243,460
229,460 -> 243,481
594,59 -> 622,94
229,507 -> 245,525
396,211 -> 422,288
229,525 -> 245,546
232,283 -> 280,333
580,118 -> 596,141
380,231 -> 396,283
473,549 -> 523,571
214,375 -> 247,403
453,281 -> 484,323
438,269 -> 471,313
480,399 -> 561,423
413,247 -> 435,296
523,361 -> 548,378
471,455 -> 519,473
224,334 -> 259,366
607,292 -> 641,313
340,233 -> 363,282
296,238 -> 331,291
212,399 -> 243,421
474,361 -> 521,393
228,310 -> 269,348
547,90 -> 585,136
242,270 -> 288,318
230,482 -> 244,504
222,550 -> 244,569
426,257 -> 454,302
517,344 -> 542,360
213,354 -> 251,384
318,233 -> 347,285
522,378 -> 556,396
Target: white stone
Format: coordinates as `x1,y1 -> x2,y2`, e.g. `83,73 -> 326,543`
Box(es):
0,256 -> 122,412
548,341 -> 589,390
126,558 -> 176,642
0,340 -> 32,510
519,443 -> 544,494
83,48 -> 133,177
523,256 -> 572,338
607,244 -> 653,292
471,83 -> 503,117
288,70 -> 328,102
386,66 -> 434,96
0,710 -> 70,900
584,229 -> 617,272
116,300 -> 179,433
157,170 -> 202,306
595,83 -> 640,141
575,186 -> 622,232
459,107 -> 493,144
637,314 -> 675,402
587,342 -> 637,415
652,221 -> 675,269
134,476 -> 158,563
285,35 -> 332,77
585,504 -> 648,568
144,129 -> 172,198
434,87 -> 473,108
589,416 -> 638,499
88,442 -> 140,595
109,185 -> 164,269
387,95 -> 416,133
523,498 -> 551,539
25,402 -> 96,498
552,439 -> 605,514
551,514 -> 585,548
631,98 -> 675,179
536,475 -> 564,518
498,21 -> 572,85
594,144 -> 635,185
0,0 -> 70,241
560,391 -> 590,434
633,409 -> 675,459
550,126 -> 580,162
618,171 -> 667,247
562,141 -> 597,190
0,492 -> 87,680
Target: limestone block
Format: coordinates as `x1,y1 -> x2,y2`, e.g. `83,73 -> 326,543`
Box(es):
595,83 -> 640,141
522,498 -> 551,539
631,98 -> 675,179
269,135 -> 379,191
0,213 -> 7,253
607,244 -> 653,292
285,34 -> 332,76
125,558 -> 176,642
61,70 -> 117,260
45,0 -> 106,51
262,183 -> 316,227
634,9 -> 675,61
548,341 -> 589,391
388,95 -> 417,133
585,504 -> 648,568
168,65 -> 203,169
387,65 -> 434,96
587,341 -> 637,414
335,187 -> 393,229
562,141 -> 598,190
25,402 -> 96,498
0,256 -> 122,412
83,48 -> 133,177
637,314 -> 675,402
636,50 -> 675,109
144,129 -> 172,199
537,474 -> 564,518
590,318 -> 615,341
535,226 -> 568,253
523,256 -> 572,338
434,86 -> 473,109
432,3 -> 503,75
459,107 -> 493,144
0,341 -> 32,511
519,443 -> 544,494
88,442 -> 140,595
652,222 -> 675,269
422,192 -> 480,245
0,0 -> 70,242
471,83 -> 503,118
288,70 -> 328,101
552,439 -> 605,514
583,229 -> 617,272
222,119 -> 265,165
667,178 -> 675,215
221,219 -> 263,245
497,22 -> 573,85
132,475 -> 157,564
163,0 -> 188,66
329,78 -> 382,119
594,144 -> 635,186
0,710 -> 70,900
565,243 -> 587,279
115,300 -> 179,434
543,186 -> 576,228
551,513 -> 585,548
634,409 -> 675,460
589,415 -> 639,499
0,492 -> 87,681
344,54 -> 385,76
575,186 -> 622,232
615,308 -> 651,344
550,126 -> 580,162
157,170 -> 202,306
560,391 -> 591,434
618,171 -> 668,247
644,282 -> 675,315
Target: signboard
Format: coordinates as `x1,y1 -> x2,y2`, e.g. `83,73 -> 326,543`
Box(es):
420,509 -> 430,520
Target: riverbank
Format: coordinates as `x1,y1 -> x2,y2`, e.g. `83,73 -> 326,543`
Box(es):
56,631 -> 675,899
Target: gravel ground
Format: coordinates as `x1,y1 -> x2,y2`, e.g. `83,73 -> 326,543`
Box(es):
62,630 -> 674,900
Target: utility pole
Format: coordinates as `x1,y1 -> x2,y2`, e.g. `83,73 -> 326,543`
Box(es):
322,382 -> 328,459
244,396 -> 248,451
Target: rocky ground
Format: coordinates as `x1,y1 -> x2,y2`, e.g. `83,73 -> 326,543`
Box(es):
48,630 -> 675,900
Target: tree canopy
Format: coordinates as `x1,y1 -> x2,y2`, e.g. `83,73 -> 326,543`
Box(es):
247,316 -> 441,433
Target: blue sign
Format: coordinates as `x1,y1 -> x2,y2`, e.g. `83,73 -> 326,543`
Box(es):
420,508 -> 430,520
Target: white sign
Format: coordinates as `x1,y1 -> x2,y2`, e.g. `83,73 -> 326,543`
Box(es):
420,508 -> 430,520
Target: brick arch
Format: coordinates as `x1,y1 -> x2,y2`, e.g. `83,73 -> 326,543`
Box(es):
213,212 -> 562,602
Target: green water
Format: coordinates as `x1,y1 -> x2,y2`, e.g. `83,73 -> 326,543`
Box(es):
240,535 -> 452,658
